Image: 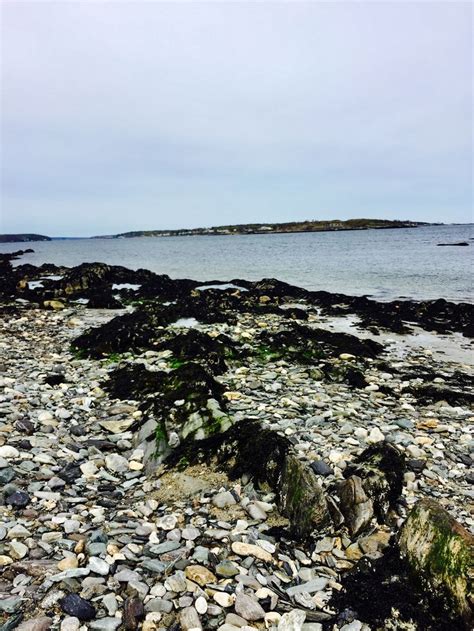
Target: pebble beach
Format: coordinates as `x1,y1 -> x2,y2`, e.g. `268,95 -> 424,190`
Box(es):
0,252 -> 473,631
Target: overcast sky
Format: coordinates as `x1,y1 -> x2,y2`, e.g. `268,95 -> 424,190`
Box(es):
1,1 -> 472,237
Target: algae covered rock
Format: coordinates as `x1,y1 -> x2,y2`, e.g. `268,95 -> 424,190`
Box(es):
344,442 -> 405,522
257,323 -> 383,365
399,499 -> 474,627
153,329 -> 240,375
104,362 -> 231,447
279,453 -> 329,539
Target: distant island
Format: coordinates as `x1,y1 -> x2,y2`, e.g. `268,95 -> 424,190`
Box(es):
0,220 -> 437,242
0,233 -> 51,243
95,218 -> 429,239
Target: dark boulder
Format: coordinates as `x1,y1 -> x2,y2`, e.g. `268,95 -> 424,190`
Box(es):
344,443 -> 405,523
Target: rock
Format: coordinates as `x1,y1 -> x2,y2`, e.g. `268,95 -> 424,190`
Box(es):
89,618 -> 121,631
9,541 -> 28,560
123,597 -> 145,630
5,490 -> 30,509
340,623 -> 362,631
60,618 -> 80,631
286,578 -> 328,596
80,461 -> 98,478
99,418 -> 135,434
195,596 -> 208,615
216,560 -> 239,577
58,556 -> 78,571
338,475 -> 374,536
344,443 -> 405,522
0,555 -> 13,566
60,594 -> 96,621
213,491 -> 237,508
0,466 -> 15,484
278,609 -> 306,630
185,564 -> 217,586
165,571 -> 187,593
43,300 -> 65,310
399,499 -> 473,627
366,428 -> 385,444
279,454 -> 329,538
17,617 -> 52,631
234,593 -> 265,621
182,527 -> 200,541
14,419 -> 35,434
156,514 -> 177,530
213,592 -> 235,608
179,606 -> 202,630
231,541 -> 273,563
0,596 -> 22,613
7,524 -> 30,539
310,460 -> 333,476
0,446 -> 19,459
88,556 -> 110,575
105,453 -> 129,473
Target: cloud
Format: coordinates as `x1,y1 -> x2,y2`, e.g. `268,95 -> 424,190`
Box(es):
1,1 -> 472,236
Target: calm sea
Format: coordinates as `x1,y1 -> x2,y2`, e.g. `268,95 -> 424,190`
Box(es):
2,225 -> 473,303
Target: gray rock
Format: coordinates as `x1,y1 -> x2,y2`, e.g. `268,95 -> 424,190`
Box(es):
338,475 -> 373,536
145,599 -> 173,614
286,578 -> 328,596
17,618 -> 52,631
278,609 -> 306,630
88,557 -> 110,576
234,593 -> 265,621
0,597 -> 22,613
212,491 -> 237,508
179,606 -> 202,630
89,618 -> 121,631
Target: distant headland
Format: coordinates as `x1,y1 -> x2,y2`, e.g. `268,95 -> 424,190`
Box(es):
94,218 -> 430,239
0,233 -> 51,243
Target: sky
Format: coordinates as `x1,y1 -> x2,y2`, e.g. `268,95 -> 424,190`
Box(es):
1,1 -> 472,237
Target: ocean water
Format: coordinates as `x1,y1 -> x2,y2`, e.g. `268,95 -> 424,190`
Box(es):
2,224 -> 473,303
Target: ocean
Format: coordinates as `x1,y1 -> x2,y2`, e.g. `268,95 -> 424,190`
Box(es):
3,224 -> 473,303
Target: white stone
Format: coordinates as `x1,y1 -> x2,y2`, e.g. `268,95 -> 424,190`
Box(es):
195,596 -> 207,615
0,446 -> 19,459
61,618 -> 80,631
366,428 -> 385,444
80,461 -> 98,478
105,453 -> 129,473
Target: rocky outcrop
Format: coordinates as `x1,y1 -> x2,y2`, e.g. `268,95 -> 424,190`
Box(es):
399,499 -> 474,628
166,420 -> 330,539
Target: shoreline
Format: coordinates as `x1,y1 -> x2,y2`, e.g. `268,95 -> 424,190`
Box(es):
0,254 -> 473,630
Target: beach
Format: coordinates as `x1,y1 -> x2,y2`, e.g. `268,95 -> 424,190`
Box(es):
0,252 -> 473,630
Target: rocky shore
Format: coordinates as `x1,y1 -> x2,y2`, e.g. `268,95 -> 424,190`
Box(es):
0,252 -> 472,631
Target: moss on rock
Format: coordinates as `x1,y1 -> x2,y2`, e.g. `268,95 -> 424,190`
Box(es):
399,499 -> 474,627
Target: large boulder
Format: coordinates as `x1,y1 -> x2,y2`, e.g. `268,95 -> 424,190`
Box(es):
399,499 -> 474,628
